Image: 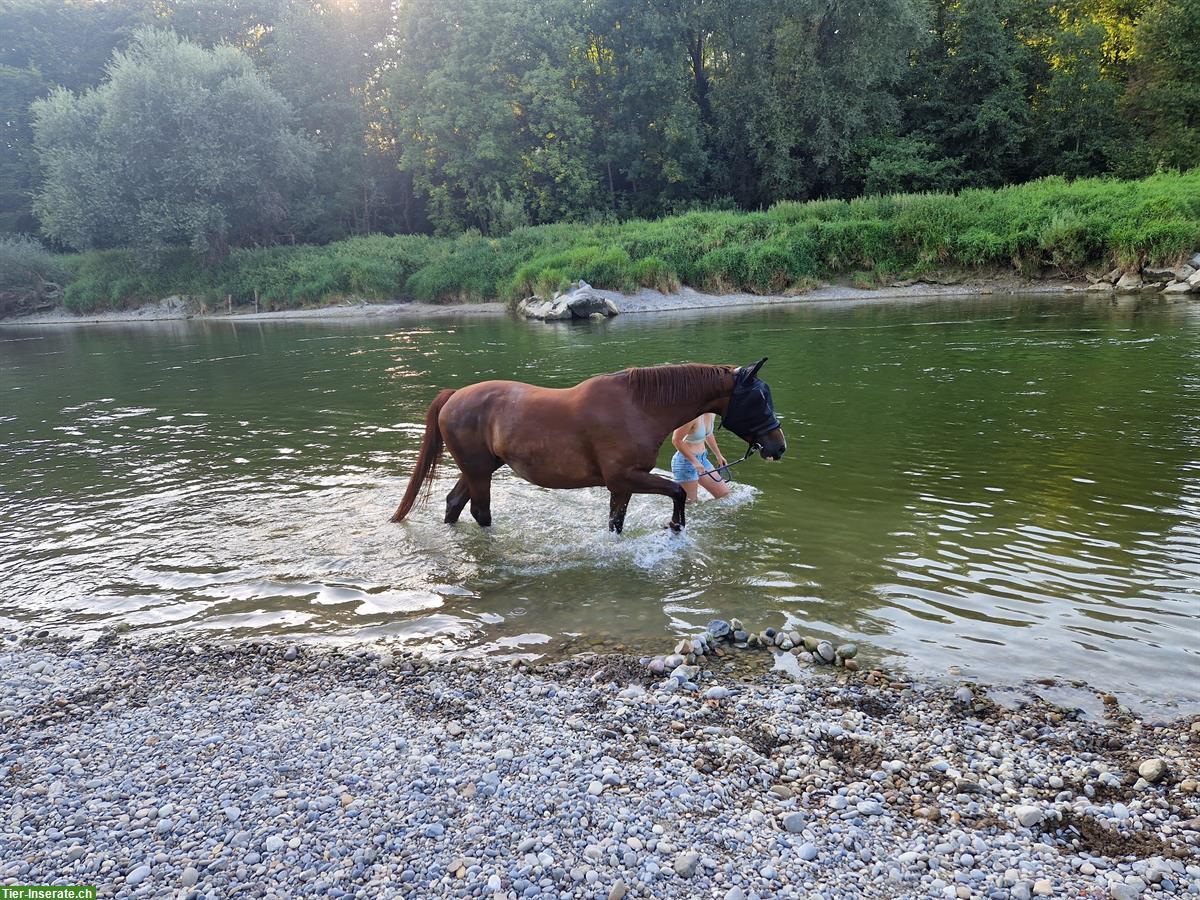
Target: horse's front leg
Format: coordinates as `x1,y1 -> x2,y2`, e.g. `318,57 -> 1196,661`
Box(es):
610,470 -> 687,533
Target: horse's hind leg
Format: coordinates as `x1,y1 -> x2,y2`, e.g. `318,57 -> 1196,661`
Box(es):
452,457 -> 502,527
608,489 -> 632,534
467,470 -> 494,527
444,476 -> 470,524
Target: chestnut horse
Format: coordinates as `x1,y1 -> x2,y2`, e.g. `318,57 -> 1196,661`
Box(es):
390,358 -> 786,533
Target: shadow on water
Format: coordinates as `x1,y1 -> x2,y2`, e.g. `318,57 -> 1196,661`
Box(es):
1,293 -> 1198,713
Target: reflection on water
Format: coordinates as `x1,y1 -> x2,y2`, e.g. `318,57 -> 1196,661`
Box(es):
1,294 -> 1198,712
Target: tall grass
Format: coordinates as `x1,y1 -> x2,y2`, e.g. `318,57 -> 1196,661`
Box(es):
0,235 -> 72,291
56,170 -> 1200,312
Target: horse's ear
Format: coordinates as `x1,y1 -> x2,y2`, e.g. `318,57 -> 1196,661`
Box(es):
746,357 -> 767,379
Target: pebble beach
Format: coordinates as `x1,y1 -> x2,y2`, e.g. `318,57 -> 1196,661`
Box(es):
1,634 -> 1197,900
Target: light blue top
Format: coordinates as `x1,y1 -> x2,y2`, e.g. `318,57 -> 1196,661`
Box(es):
682,415 -> 714,443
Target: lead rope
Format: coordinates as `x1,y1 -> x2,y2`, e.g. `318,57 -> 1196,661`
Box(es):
706,441 -> 760,481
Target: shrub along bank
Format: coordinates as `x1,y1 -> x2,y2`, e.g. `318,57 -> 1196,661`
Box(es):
31,170 -> 1200,313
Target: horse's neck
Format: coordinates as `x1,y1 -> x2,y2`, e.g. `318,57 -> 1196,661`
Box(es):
655,378 -> 732,434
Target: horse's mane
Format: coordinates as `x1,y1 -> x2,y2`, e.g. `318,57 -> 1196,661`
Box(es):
623,363 -> 732,406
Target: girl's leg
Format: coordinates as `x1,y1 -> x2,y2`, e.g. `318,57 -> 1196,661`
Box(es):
698,471 -> 732,499
671,451 -> 700,502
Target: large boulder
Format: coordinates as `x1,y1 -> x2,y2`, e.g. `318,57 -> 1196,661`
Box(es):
1144,264 -> 1186,282
1162,281 -> 1195,294
1189,269 -> 1200,288
517,281 -> 619,321
1115,272 -> 1145,292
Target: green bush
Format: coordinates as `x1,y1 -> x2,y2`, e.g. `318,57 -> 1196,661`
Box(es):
37,169 -> 1200,312
0,235 -> 71,291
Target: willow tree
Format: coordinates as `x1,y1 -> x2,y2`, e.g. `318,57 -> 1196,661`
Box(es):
32,28 -> 316,257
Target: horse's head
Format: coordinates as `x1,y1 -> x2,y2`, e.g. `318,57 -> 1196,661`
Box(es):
722,358 -> 787,461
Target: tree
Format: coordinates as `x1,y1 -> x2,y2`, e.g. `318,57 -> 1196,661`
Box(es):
0,0 -> 150,235
707,0 -> 930,206
156,0 -> 282,56
1027,22 -> 1124,177
1123,0 -> 1200,171
574,0 -> 708,217
388,0 -> 601,233
32,28 -> 316,257
266,0 -> 412,239
899,0 -> 1034,188
0,64 -> 45,234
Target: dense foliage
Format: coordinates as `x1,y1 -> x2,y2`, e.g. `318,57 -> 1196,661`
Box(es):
56,170 -> 1200,311
1,0 -> 1198,255
0,234 -> 69,291
32,29 -> 316,257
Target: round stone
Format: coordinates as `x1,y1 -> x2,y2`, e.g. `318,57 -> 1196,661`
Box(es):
782,812 -> 805,834
673,851 -> 700,878
706,620 -> 731,639
1137,758 -> 1167,784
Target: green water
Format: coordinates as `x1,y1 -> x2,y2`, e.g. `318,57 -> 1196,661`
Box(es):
2,294 -> 1198,710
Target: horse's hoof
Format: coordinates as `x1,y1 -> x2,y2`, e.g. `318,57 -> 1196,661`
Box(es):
666,522 -> 683,533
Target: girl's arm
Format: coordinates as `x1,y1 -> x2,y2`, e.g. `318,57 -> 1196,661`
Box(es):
672,425 -> 704,466
704,425 -> 727,466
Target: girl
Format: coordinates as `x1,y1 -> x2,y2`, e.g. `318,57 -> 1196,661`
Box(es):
670,413 -> 731,501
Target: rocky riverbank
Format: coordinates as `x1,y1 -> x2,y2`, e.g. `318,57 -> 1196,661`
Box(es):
1,636 -> 1197,900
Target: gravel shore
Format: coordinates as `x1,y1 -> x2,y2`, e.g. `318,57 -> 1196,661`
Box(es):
2,637 -> 1197,899
0,277 -> 1082,326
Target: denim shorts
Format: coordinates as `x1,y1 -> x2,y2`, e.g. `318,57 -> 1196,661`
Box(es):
671,450 -> 714,483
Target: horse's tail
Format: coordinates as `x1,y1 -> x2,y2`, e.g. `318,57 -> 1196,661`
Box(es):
390,388 -> 456,523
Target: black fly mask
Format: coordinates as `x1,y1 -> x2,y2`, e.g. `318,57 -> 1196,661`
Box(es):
719,357 -> 781,447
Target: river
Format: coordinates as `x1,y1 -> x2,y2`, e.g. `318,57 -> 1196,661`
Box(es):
2,293 -> 1198,713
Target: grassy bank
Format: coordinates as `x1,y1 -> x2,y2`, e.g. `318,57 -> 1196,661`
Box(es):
18,170 -> 1200,313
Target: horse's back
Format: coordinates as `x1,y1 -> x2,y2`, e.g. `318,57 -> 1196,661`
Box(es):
438,376 -> 625,488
